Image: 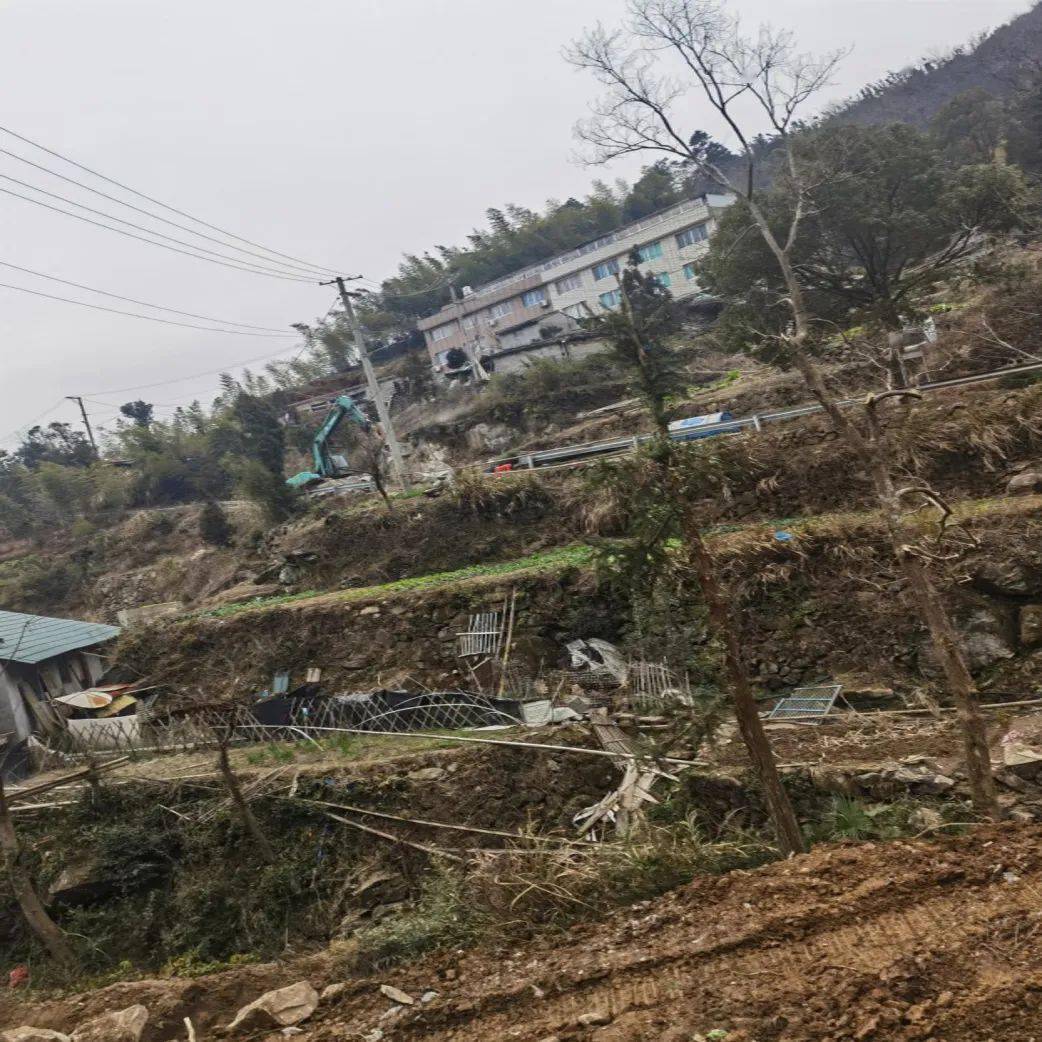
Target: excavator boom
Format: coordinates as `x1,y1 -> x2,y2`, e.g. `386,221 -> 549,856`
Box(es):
286,394 -> 372,489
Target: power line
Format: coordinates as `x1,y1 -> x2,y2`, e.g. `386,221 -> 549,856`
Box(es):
0,124 -> 348,277
0,398 -> 67,447
0,259 -> 293,331
0,145 -> 334,278
82,343 -> 311,396
0,173 -> 319,281
0,280 -> 296,335
0,184 -> 318,283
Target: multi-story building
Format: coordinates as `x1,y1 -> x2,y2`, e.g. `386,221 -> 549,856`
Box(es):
417,193 -> 733,377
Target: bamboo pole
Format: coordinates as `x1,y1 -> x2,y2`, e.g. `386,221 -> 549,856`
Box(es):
297,797 -> 601,846
324,811 -> 463,862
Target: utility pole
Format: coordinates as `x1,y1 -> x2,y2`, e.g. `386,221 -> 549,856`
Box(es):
65,396 -> 97,455
325,277 -> 411,491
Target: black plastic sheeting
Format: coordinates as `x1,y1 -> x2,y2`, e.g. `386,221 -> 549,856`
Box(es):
250,688 -> 523,734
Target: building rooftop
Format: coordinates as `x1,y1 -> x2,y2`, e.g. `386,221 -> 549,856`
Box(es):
0,610 -> 120,665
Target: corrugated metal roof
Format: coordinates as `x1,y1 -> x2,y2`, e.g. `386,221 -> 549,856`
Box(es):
0,610 -> 120,665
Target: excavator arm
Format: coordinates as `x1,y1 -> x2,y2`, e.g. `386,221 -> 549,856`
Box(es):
287,394 -> 372,489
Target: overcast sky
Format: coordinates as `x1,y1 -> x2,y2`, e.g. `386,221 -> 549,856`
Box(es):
0,0 -> 1030,449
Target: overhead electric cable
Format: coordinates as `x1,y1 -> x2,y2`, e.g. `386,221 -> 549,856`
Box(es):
0,146 -> 333,277
0,398 -> 67,447
0,173 -> 319,281
83,343 -> 310,396
0,259 -> 293,331
0,280 -> 296,335
0,124 -> 348,276
0,185 -> 317,283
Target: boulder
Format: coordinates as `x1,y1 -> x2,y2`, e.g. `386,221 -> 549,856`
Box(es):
226,982 -> 319,1034
48,858 -> 114,906
1007,471 -> 1042,496
1020,604 -> 1042,648
70,1005 -> 148,1042
320,982 -> 350,1003
971,561 -> 1042,598
2,1030 -> 71,1042
1000,742 -> 1042,780
955,607 -> 1016,670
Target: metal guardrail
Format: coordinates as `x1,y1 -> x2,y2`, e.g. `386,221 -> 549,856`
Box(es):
482,361 -> 1042,474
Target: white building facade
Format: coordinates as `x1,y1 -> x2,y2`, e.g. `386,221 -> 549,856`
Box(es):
418,193 -> 733,376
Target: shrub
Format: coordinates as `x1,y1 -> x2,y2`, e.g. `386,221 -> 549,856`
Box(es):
198,501 -> 234,547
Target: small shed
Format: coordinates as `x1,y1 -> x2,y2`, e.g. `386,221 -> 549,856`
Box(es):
0,609 -> 121,751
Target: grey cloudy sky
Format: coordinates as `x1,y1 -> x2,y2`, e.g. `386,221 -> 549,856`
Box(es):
0,0 -> 1030,448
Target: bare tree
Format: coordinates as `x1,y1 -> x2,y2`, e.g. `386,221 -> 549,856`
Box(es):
569,0 -> 999,817
211,714 -> 276,864
0,741 -> 78,968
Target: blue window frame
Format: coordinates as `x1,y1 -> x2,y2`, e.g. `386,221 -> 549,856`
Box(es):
636,241 -> 663,263
652,272 -> 672,288
676,223 -> 709,249
592,258 -> 620,281
683,262 -> 699,280
599,289 -> 622,309
521,287 -> 548,308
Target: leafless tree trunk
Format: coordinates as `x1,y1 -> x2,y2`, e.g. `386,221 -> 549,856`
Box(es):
619,283 -> 804,854
679,503 -> 804,852
213,722 -> 276,864
569,0 -> 999,819
0,766 -> 78,968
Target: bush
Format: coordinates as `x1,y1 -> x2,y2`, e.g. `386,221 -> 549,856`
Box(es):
232,458 -> 295,523
198,501 -> 234,547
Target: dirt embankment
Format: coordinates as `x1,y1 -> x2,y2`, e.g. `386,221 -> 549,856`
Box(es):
114,502 -> 1042,704
7,822 -> 1042,1041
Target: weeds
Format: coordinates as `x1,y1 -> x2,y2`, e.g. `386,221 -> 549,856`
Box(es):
198,544 -> 594,619
354,822 -> 774,971
354,864 -> 485,971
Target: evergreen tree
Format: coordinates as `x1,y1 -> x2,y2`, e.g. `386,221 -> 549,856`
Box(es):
198,500 -> 234,547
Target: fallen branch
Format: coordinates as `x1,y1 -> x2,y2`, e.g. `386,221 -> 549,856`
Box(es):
324,811 -> 464,862
296,797 -> 601,847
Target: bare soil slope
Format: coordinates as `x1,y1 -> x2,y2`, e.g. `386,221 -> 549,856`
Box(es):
5,823 -> 1042,1041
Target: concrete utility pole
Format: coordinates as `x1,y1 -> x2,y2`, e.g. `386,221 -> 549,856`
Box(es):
65,395 -> 97,454
327,277 -> 411,490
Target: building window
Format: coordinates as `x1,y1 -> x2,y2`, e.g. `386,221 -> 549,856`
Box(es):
636,241 -> 663,263
683,262 -> 699,281
652,272 -> 672,288
521,287 -> 548,308
599,289 -> 622,309
489,300 -> 515,320
676,223 -> 709,249
555,272 -> 583,294
461,315 -> 478,331
563,303 -> 587,320
431,324 -> 454,342
592,258 -> 620,281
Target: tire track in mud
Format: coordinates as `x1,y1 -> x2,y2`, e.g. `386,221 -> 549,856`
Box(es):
384,839 -> 1042,1041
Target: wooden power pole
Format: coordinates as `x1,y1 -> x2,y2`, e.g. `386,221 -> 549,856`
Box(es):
65,396 -> 97,454
327,277 -> 411,491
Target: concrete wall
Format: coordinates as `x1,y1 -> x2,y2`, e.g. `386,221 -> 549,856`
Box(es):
0,668 -> 32,743
488,339 -> 611,376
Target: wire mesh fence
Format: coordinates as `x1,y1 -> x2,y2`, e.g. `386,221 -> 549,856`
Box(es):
32,691 -> 526,768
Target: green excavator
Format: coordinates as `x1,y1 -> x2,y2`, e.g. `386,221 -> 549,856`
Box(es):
286,394 -> 372,489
